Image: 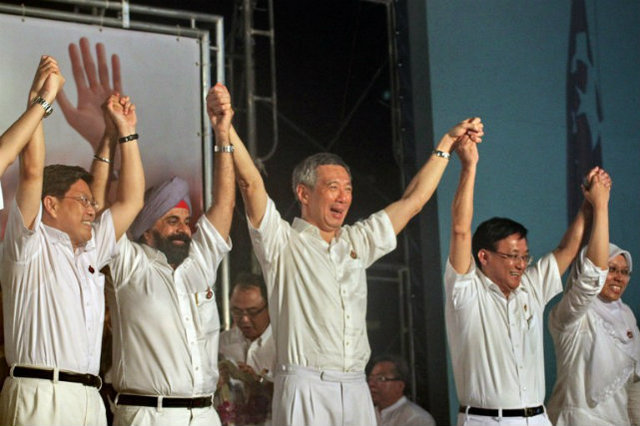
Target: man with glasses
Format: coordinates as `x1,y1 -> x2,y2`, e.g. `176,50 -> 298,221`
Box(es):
1,57 -> 144,425
217,273 -> 275,425
101,85 -> 235,426
368,355 -> 435,426
445,136 -> 594,425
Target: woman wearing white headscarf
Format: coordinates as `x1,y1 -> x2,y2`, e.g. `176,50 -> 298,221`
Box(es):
547,169 -> 640,425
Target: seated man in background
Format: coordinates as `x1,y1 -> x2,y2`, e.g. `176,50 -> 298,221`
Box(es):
217,272 -> 275,425
368,355 -> 436,426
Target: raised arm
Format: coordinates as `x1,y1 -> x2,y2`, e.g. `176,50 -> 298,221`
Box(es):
551,166 -> 609,274
384,117 -> 483,235
103,94 -> 144,240
551,167 -> 610,327
89,97 -> 119,215
448,136 -> 479,274
16,56 -> 65,229
582,167 -> 610,268
204,83 -> 236,240
207,83 -> 267,228
58,37 -> 122,150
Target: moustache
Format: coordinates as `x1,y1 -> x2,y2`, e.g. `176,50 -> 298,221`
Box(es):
169,233 -> 191,244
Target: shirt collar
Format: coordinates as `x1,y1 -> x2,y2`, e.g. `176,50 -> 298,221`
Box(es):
292,217 -> 343,241
380,395 -> 407,416
43,223 -> 95,253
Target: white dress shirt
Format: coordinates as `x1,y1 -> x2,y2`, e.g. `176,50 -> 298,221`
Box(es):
107,215 -> 231,396
219,325 -> 276,378
248,198 -> 396,372
377,396 -> 436,426
548,249 -> 639,425
1,199 -> 117,375
444,253 -> 562,409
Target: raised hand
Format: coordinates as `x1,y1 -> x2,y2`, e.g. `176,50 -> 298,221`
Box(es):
206,83 -> 234,140
454,134 -> 479,168
582,166 -> 611,209
447,117 -> 484,145
29,56 -> 65,105
58,37 -> 122,149
102,94 -> 136,137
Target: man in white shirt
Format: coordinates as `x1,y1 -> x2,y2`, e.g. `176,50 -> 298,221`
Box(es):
217,273 -> 275,425
208,83 -> 483,425
445,137 -> 593,425
105,84 -> 235,426
368,355 -> 436,426
0,56 -> 144,426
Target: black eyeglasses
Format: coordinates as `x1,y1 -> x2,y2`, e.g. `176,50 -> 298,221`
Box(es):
231,304 -> 267,319
609,265 -> 631,277
63,195 -> 99,210
367,375 -> 402,383
489,250 -> 532,266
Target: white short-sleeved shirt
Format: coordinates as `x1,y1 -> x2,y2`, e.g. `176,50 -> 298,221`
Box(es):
248,198 -> 397,372
444,253 -> 562,409
377,396 -> 436,426
219,324 -> 276,377
107,215 -> 231,396
1,199 -> 117,375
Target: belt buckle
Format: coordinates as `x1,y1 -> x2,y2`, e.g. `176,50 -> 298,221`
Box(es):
523,407 -> 535,417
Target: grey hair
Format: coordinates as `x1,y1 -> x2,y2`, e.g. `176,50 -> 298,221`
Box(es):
291,153 -> 351,202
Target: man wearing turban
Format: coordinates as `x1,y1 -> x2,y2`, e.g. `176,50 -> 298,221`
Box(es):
102,86 -> 235,426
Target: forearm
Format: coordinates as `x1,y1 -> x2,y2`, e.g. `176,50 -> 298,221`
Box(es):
449,163 -> 476,273
206,127 -> 235,239
111,131 -> 144,239
384,133 -> 456,234
230,126 -> 267,227
0,102 -> 50,176
90,133 -> 116,213
585,202 -> 609,269
553,203 -> 587,274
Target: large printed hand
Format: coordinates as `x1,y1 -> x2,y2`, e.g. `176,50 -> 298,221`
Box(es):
58,37 -> 122,149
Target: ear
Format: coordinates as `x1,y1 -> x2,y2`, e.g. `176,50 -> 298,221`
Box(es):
478,249 -> 490,266
296,184 -> 310,206
142,229 -> 153,246
42,195 -> 58,218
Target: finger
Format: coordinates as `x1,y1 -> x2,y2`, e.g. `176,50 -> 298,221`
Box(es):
68,42 -> 88,92
80,37 -> 99,89
96,43 -> 111,92
112,54 -> 123,94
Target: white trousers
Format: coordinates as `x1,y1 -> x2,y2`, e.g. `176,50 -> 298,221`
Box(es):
272,364 -> 376,426
112,400 -> 221,426
0,376 -> 106,426
457,412 -> 552,425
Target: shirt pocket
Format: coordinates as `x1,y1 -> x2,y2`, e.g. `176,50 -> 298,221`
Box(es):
193,289 -> 220,335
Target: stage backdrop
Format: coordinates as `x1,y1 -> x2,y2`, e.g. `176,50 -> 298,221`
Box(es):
0,13 -> 206,232
421,1 -> 639,423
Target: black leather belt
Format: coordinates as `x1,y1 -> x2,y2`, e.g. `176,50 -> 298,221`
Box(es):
460,405 -> 545,417
12,366 -> 102,389
117,393 -> 213,409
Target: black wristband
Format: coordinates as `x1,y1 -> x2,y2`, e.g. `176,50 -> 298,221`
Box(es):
118,133 -> 139,144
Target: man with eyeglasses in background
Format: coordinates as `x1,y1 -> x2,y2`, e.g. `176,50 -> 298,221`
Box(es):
217,272 -> 275,425
0,57 -> 144,425
445,136 -> 596,425
367,354 -> 435,426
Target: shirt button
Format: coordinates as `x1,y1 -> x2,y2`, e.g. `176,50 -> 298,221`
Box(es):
185,317 -> 191,322
195,366 -> 199,371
